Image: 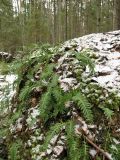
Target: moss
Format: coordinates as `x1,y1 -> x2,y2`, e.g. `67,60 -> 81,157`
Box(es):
0,61 -> 9,74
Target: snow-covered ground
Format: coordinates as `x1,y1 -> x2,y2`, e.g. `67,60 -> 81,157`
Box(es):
60,30 -> 120,96
0,74 -> 17,108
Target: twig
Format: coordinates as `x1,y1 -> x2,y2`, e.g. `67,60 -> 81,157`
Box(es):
84,135 -> 112,160
72,112 -> 112,160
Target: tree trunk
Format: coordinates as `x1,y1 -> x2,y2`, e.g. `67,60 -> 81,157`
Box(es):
96,0 -> 101,32
113,0 -> 120,30
65,0 -> 68,40
53,0 -> 56,44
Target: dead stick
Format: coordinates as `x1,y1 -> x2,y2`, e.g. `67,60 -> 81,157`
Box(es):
84,135 -> 112,160
72,113 -> 112,160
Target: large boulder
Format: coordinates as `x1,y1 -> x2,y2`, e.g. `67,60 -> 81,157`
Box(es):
1,31 -> 120,160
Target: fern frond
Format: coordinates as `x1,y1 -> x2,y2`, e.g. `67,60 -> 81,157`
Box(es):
79,141 -> 89,160
19,81 -> 33,101
52,87 -> 65,117
72,92 -> 93,122
66,121 -> 80,160
40,63 -> 55,80
9,140 -> 22,160
39,73 -> 67,120
110,144 -> 120,160
39,88 -> 52,121
49,74 -> 59,88
41,122 -> 65,151
75,51 -> 95,74
100,106 -> 114,120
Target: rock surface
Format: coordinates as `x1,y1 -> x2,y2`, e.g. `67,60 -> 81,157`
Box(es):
60,30 -> 120,95
0,75 -> 17,102
0,52 -> 13,62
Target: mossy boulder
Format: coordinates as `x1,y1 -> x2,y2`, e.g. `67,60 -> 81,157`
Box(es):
1,31 -> 120,160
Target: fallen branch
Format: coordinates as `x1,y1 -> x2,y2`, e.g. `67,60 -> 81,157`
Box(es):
72,111 -> 113,160
84,135 -> 112,160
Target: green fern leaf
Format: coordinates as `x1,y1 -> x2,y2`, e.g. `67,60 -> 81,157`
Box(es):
41,122 -> 65,151
100,106 -> 114,120
75,51 -> 95,74
79,141 -> 89,160
66,121 -> 80,160
9,140 -> 22,160
72,92 -> 93,122
39,88 -> 52,121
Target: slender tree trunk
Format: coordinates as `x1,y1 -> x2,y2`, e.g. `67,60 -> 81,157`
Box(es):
96,0 -> 101,32
113,0 -> 120,30
65,0 -> 68,40
20,0 -> 25,50
53,0 -> 56,44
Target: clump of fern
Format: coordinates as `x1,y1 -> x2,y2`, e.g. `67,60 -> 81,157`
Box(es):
10,46 -> 95,159
39,73 -> 68,122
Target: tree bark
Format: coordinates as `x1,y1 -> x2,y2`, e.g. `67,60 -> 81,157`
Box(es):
65,0 -> 68,40
53,0 -> 56,44
113,0 -> 120,30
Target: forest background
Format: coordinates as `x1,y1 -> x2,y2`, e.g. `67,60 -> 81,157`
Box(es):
0,0 -> 120,54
